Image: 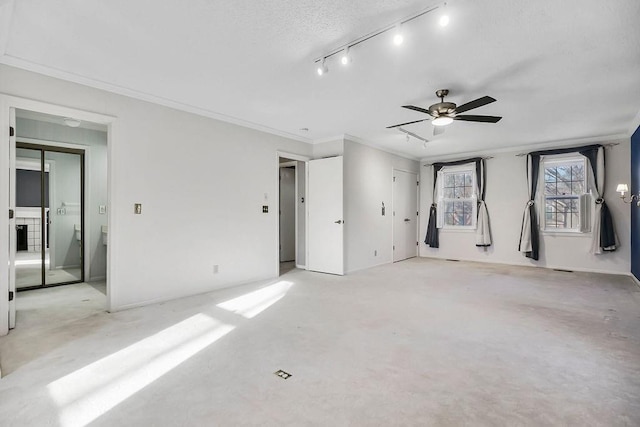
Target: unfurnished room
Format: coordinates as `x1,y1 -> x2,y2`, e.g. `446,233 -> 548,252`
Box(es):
0,0 -> 639,425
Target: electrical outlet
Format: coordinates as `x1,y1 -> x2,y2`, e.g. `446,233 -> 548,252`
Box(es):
134,203 -> 142,214
374,250 -> 377,256
262,205 -> 269,213
213,265 -> 219,274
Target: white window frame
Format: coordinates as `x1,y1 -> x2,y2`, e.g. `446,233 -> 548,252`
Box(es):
438,165 -> 477,231
539,154 -> 591,234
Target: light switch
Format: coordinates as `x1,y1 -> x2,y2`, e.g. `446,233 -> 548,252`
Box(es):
99,205 -> 106,214
134,203 -> 142,214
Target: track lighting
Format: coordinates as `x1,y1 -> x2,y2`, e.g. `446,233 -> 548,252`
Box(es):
316,58 -> 328,76
313,2 -> 451,76
397,127 -> 429,145
340,47 -> 352,65
393,24 -> 404,45
439,2 -> 450,26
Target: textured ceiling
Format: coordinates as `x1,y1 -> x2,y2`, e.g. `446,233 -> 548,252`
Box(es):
1,0 -> 639,159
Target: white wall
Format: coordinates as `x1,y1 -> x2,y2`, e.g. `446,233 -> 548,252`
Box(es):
17,118 -> 110,280
0,64 -> 312,314
312,139 -> 343,158
343,139 -> 419,273
419,139 -> 631,274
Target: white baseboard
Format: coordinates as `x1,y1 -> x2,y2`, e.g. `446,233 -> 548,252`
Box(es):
87,275 -> 106,282
418,254 -> 630,277
629,273 -> 640,289
346,259 -> 395,275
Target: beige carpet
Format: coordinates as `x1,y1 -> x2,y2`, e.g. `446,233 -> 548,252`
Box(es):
0,259 -> 638,426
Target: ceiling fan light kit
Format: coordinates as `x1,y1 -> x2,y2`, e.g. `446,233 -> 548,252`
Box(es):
432,116 -> 453,126
387,89 -> 502,134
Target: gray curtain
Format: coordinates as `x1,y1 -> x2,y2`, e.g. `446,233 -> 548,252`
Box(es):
517,144 -> 616,260
425,157 -> 492,248
475,158 -> 491,247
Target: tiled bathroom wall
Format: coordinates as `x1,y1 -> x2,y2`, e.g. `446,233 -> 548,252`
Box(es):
15,217 -> 42,252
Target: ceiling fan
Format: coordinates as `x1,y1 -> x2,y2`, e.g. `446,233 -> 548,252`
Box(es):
387,89 -> 502,135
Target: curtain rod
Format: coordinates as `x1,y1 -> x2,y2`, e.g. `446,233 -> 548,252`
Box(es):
515,142 -> 620,157
423,156 -> 493,166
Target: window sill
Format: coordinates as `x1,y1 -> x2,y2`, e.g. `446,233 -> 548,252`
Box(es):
541,230 -> 592,237
440,227 -> 477,233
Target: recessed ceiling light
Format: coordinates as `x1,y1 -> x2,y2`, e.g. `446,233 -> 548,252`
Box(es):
63,118 -> 81,128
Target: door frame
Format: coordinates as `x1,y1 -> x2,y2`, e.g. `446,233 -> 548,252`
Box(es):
391,168 -> 420,262
0,94 -> 116,336
279,161 -> 297,264
275,151 -> 309,276
16,141 -> 86,289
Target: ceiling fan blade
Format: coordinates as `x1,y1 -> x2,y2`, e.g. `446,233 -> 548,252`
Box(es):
454,96 -> 496,114
454,115 -> 502,123
386,118 -> 430,129
402,105 -> 432,115
433,126 -> 445,136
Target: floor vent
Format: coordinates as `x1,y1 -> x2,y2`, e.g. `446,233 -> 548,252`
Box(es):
274,370 -> 292,379
553,268 -> 574,273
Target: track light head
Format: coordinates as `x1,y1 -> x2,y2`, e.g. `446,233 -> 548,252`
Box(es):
393,24 -> 404,45
316,58 -> 328,76
439,2 -> 450,26
340,47 -> 352,65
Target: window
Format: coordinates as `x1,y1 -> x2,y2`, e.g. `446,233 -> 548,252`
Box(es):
439,168 -> 477,229
541,156 -> 590,232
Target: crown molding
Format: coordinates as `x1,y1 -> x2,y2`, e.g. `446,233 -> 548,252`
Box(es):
419,133 -> 629,163
0,54 -> 313,144
342,133 -> 421,161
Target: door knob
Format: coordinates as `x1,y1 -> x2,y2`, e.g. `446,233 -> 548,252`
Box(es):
334,220 -> 343,224
404,218 -> 410,222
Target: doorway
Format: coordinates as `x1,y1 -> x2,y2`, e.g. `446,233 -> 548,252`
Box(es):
278,155 -> 307,276
393,169 -> 419,262
1,97 -> 114,338
15,143 -> 85,290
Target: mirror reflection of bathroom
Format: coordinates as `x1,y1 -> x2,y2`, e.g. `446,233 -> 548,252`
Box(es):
14,109 -> 107,296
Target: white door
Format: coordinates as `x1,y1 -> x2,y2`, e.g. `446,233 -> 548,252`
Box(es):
279,167 -> 296,262
308,156 -> 343,275
8,107 -> 16,329
393,170 -> 418,262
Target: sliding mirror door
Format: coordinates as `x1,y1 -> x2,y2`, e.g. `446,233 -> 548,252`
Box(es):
15,143 -> 84,289
45,150 -> 83,285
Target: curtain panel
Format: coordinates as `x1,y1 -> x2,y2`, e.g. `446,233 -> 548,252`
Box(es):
517,144 -> 617,260
424,157 -> 492,248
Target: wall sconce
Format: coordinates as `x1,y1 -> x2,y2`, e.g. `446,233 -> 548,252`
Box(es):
616,184 -> 640,206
